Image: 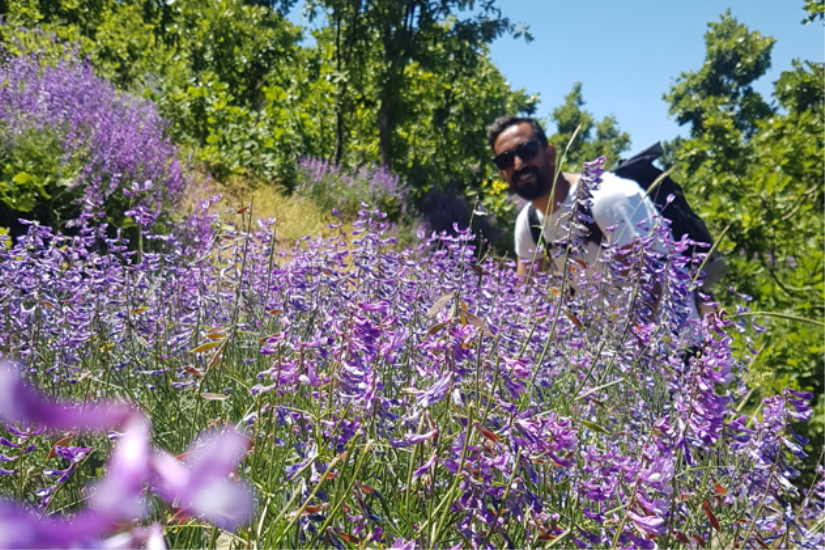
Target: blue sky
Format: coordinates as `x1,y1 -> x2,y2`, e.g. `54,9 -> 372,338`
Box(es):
487,0 -> 823,153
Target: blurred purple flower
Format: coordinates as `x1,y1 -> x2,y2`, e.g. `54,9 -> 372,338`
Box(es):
0,362 -> 255,546
0,362 -> 134,431
150,430 -> 254,531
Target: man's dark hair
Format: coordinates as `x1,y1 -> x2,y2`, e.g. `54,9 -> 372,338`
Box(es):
486,116 -> 548,150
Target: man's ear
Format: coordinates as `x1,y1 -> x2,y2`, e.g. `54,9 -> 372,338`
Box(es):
545,143 -> 557,166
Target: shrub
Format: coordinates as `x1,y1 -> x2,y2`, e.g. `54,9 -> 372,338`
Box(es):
0,48 -> 184,236
0,158 -> 821,549
296,157 -> 408,223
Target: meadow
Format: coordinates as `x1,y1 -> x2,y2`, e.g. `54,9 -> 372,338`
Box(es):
0,160 -> 822,548
0,19 -> 823,550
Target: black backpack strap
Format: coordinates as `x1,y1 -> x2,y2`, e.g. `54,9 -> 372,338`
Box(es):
610,142 -> 664,172
611,142 -> 718,261
528,202 -> 602,253
576,202 -> 603,247
527,204 -> 543,250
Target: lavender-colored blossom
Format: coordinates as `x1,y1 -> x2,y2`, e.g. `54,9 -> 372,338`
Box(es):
0,363 -> 134,431
416,373 -> 453,408
0,364 -> 254,546
403,428 -> 438,445
150,430 -> 254,531
413,453 -> 438,478
388,537 -> 418,550
296,157 -> 407,223
627,511 -> 667,536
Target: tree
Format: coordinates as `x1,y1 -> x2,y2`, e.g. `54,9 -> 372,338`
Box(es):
307,0 -> 530,169
802,0 -> 824,24
1,0 -> 542,231
666,10 -> 775,140
665,10 -> 824,475
546,82 -> 630,172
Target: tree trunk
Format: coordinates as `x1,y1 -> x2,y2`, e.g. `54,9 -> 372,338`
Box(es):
378,15 -> 397,168
378,92 -> 393,168
334,15 -> 344,165
334,109 -> 344,165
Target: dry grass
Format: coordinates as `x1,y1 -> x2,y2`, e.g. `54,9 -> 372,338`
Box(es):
181,169 -> 349,251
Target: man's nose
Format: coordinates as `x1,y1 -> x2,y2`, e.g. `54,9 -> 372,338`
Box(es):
513,154 -> 526,171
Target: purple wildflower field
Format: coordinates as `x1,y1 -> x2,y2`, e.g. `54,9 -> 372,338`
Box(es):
0,53 -> 822,550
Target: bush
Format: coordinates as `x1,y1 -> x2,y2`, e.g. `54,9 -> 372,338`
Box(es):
0,48 -> 184,236
0,158 -> 821,549
296,157 -> 408,223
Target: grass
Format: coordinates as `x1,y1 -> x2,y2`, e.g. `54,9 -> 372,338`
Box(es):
182,167 -> 351,250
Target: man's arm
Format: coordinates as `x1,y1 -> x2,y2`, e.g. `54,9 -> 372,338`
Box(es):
516,257 -> 544,278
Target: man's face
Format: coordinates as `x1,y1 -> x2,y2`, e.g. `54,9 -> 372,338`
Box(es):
493,122 -> 556,201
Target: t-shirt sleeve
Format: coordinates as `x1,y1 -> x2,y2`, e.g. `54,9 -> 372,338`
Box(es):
514,204 -> 538,259
590,176 -> 662,250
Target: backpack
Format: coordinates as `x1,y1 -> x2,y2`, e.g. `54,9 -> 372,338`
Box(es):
527,142 -> 727,288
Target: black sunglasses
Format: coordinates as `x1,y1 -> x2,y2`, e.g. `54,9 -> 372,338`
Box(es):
493,140 -> 540,170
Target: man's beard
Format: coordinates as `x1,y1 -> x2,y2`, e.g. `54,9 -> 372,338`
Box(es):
510,166 -> 552,201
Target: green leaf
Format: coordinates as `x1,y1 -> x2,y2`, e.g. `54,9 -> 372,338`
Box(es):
426,321 -> 450,337
200,392 -> 229,401
13,172 -> 32,185
581,420 -> 610,434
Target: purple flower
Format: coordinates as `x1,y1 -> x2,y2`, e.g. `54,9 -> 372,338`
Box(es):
0,363 -> 255,544
388,537 -> 418,550
0,152 -> 819,549
150,429 -> 254,531
0,51 -> 185,228
0,362 -> 134,431
413,453 -> 438,478
639,457 -> 674,494
416,373 -> 453,408
404,428 -> 438,445
627,510 -> 666,536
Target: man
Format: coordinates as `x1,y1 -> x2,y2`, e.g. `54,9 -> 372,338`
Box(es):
487,115 -> 701,323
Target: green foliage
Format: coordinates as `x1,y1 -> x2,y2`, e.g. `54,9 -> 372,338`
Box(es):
307,0 -> 533,170
802,0 -> 824,24
665,10 -> 824,470
398,49 -> 538,195
546,82 -> 631,172
1,0 -> 537,207
0,125 -> 81,223
1,0 -> 315,184
295,11 -> 539,249
775,58 -> 824,113
1,0 -> 174,85
666,9 -> 775,139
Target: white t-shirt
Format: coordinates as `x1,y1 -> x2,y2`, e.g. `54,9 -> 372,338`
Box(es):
514,172 -> 700,322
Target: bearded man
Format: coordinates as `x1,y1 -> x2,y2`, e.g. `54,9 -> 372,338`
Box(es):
487,115 -> 702,325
